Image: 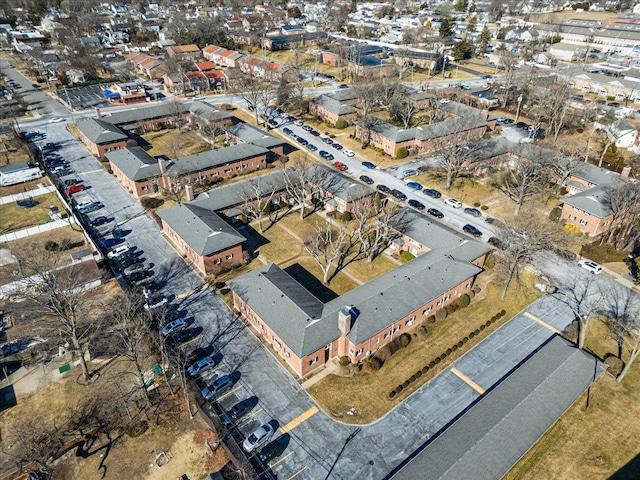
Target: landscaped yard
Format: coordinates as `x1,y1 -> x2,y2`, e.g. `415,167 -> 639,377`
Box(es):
0,176 -> 51,197
0,192 -> 65,233
143,129 -> 211,158
504,319 -> 640,480
308,269 -> 542,424
580,241 -> 629,264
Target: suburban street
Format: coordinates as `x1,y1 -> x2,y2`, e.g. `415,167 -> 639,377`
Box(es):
9,77 -> 628,479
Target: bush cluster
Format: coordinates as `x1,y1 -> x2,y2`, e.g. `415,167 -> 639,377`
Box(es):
388,310 -> 507,399
335,119 -> 348,129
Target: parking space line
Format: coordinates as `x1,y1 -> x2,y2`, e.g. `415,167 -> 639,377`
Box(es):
280,406 -> 318,434
78,169 -> 104,176
217,385 -> 242,401
287,466 -> 307,479
450,367 -> 485,395
524,311 -> 561,334
237,408 -> 262,425
177,283 -> 209,299
268,451 -> 293,469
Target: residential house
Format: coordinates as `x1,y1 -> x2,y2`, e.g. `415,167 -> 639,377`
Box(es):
393,50 -> 444,73
166,44 -> 201,60
308,165 -> 377,213
606,120 -> 640,151
75,117 -> 128,157
228,207 -> 490,377
102,83 -> 147,105
106,146 -> 161,197
308,94 -> 358,125
226,122 -> 286,156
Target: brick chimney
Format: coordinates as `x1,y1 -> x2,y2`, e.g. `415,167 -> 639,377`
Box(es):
338,305 -> 355,336
620,165 -> 631,181
95,107 -> 102,118
185,183 -> 194,202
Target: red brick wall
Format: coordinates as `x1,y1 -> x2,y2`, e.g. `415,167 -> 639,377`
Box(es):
560,203 -> 611,236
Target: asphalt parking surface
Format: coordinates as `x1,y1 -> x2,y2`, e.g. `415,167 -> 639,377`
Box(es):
54,84 -> 111,110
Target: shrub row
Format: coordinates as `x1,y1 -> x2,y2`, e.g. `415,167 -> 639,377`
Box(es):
388,310 -> 507,399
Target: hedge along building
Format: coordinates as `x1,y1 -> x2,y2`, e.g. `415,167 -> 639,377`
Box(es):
228,208 -> 491,377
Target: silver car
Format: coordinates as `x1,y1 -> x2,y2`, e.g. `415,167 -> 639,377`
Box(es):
243,424 -> 274,452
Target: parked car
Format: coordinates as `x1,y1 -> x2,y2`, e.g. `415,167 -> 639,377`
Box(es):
63,184 -> 86,195
161,318 -> 188,337
305,144 -> 318,152
376,184 -> 391,194
390,189 -> 407,200
464,207 -> 482,217
408,199 -> 425,210
462,224 -> 483,237
337,84 -> 348,89
359,175 -> 374,184
361,161 -> 376,169
166,328 -> 199,347
309,129 -> 320,137
243,424 -> 275,452
127,270 -> 152,283
143,295 -> 168,311
422,188 -> 442,199
319,150 -> 331,159
444,198 -> 463,208
427,208 -> 444,219
578,259 -> 603,274
333,161 -> 348,171
325,153 -> 335,161
293,120 -> 303,126
402,169 -> 417,177
343,150 -> 355,157
331,143 -> 343,150
221,398 -> 256,427
80,202 -> 103,214
123,263 -> 148,276
89,216 -> 110,227
201,374 -> 233,400
322,137 -> 333,144
101,237 -> 124,248
282,127 -> 293,135
484,217 -> 504,227
406,181 -> 423,191
187,355 -> 216,377
256,441 -> 285,464
117,255 -> 141,269
106,243 -> 130,259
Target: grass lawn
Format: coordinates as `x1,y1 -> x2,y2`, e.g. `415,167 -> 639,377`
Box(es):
6,224 -> 85,254
0,176 -> 52,197
277,211 -> 324,239
342,254 -> 397,284
504,318 -> 640,480
143,129 -> 211,158
256,223 -> 304,264
0,192 -> 65,233
308,270 -> 542,424
580,241 -> 628,264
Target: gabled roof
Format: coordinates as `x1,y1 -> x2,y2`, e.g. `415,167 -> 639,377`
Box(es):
76,117 -> 127,144
570,162 -> 621,188
367,115 -> 488,143
309,164 -> 375,203
167,143 -> 269,176
196,60 -> 216,71
226,122 -> 286,149
105,146 -> 161,181
311,94 -> 358,116
562,186 -> 613,218
158,204 -> 246,256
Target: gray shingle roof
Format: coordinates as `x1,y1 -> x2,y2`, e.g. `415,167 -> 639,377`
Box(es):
368,115 -> 487,143
76,117 -> 127,144
158,204 -> 246,256
229,207 -> 488,357
105,146 -> 161,181
166,144 -> 269,176
562,186 -> 613,217
570,162 -> 621,188
311,95 -> 358,116
388,335 -> 606,480
101,101 -> 233,127
226,122 -> 286,150
190,168 -> 298,212
309,165 -> 375,203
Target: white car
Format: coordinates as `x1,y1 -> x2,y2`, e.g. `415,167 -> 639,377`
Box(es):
161,318 -> 187,337
438,98 -> 450,104
578,259 -> 603,275
106,243 -> 130,259
187,355 -> 216,377
444,198 -> 463,208
293,120 -> 303,126
48,117 -> 64,123
243,424 -> 275,452
343,149 -> 355,157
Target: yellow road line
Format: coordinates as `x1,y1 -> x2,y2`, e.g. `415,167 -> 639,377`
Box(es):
288,466 -> 307,480
450,367 -> 485,395
117,214 -> 146,225
524,311 -> 561,334
280,407 -> 318,434
177,284 -> 208,299
268,451 -> 293,469
78,169 -> 104,175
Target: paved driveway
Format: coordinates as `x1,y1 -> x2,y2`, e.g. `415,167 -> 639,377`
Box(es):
16,111 -> 598,480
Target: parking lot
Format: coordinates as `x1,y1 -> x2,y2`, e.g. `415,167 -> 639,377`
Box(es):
54,84 -> 110,110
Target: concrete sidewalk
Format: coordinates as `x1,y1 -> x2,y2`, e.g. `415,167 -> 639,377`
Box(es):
0,183 -> 55,205
301,359 -> 339,389
0,217 -> 76,243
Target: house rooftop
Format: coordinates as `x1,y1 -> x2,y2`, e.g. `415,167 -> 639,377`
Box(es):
167,143 -> 269,176
76,117 -> 128,144
105,146 -> 161,181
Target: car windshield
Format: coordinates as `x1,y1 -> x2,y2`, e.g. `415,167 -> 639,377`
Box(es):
248,434 -> 258,444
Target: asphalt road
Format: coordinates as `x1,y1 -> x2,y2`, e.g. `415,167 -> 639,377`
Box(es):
15,84 -> 637,480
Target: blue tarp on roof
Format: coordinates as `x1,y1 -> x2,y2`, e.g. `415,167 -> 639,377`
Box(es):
103,89 -> 121,99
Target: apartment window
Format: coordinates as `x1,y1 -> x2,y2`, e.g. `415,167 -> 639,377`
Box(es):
141,186 -> 148,191
376,338 -> 380,344
285,351 -> 290,358
579,219 -> 588,226
226,253 -> 234,260
405,317 -> 415,327
393,325 -> 400,333
437,298 -> 444,306
423,306 -> 432,315
224,168 -> 232,173
309,357 -> 318,366
210,172 -> 218,177
236,166 -> 241,170
584,212 -> 590,217
569,214 -> 576,221
349,349 -> 354,355
384,330 -> 392,339
356,348 -> 364,356
214,259 -> 222,265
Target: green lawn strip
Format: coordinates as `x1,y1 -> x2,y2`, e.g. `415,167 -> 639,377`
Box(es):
342,254 -> 397,283
0,192 -> 65,233
308,271 -> 542,424
580,241 -> 628,264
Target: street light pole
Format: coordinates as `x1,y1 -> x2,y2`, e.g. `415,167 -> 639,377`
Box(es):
63,85 -> 75,123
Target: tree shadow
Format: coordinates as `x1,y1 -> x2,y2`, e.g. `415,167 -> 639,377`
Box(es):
237,224 -> 270,254
284,263 -> 338,302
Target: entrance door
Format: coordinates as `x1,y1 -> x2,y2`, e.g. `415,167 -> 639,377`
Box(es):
324,344 -> 331,363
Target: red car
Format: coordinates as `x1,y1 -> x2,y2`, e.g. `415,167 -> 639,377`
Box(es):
333,161 -> 348,171
63,184 -> 86,195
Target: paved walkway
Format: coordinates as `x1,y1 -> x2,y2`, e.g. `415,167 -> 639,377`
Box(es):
0,217 -> 75,243
301,360 -> 340,389
0,183 -> 55,205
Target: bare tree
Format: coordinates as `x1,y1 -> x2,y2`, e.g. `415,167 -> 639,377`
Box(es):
14,245 -> 98,383
3,413 -> 60,478
233,75 -> 276,127
303,220 -> 351,284
236,176 -> 278,233
352,82 -> 383,147
533,79 -> 572,142
496,49 -> 518,108
282,157 -> 333,219
600,182 -> 640,251
493,155 -> 550,216
600,287 -> 640,383
200,123 -> 226,149
389,92 -> 417,129
495,213 -> 568,299
351,203 -> 412,262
